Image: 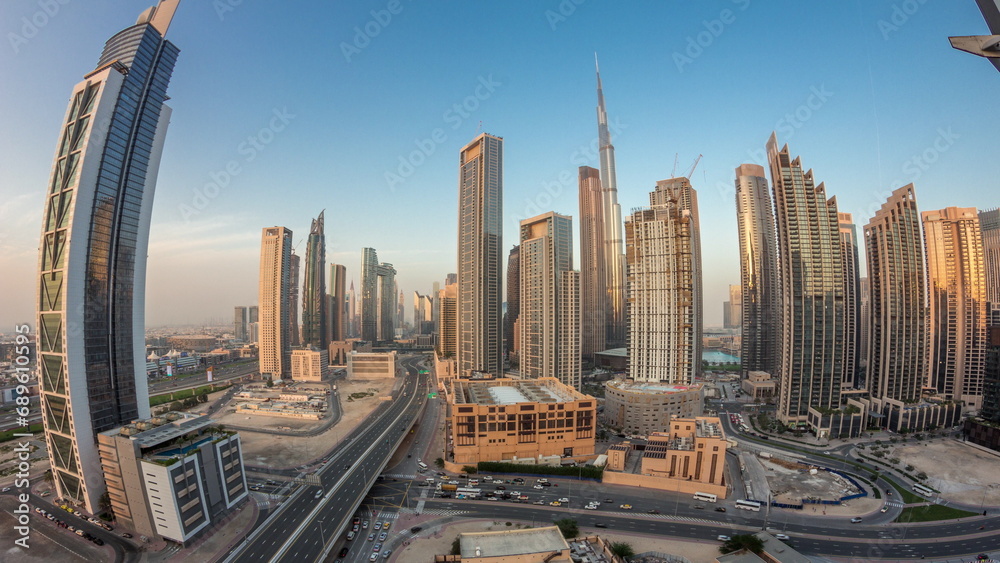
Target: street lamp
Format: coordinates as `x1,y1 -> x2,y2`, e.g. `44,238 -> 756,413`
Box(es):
317,519 -> 327,549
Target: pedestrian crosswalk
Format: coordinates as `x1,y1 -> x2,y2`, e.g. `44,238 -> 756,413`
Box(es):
884,500 -> 905,508
638,512 -> 719,524
382,473 -> 416,480
398,507 -> 467,517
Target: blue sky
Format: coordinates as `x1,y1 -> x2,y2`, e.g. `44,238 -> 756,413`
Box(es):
1,0 -> 997,329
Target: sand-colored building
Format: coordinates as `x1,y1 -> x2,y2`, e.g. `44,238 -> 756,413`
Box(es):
447,377 -> 595,465
291,348 -> 329,381
603,416 -> 727,498
348,350 -> 397,379
434,526 -> 572,563
603,379 -> 703,436
741,371 -> 776,400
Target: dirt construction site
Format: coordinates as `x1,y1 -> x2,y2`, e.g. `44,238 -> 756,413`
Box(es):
892,438 -> 1000,506
762,456 -> 863,505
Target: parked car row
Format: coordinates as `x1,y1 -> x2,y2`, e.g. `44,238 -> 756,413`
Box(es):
34,507 -> 105,546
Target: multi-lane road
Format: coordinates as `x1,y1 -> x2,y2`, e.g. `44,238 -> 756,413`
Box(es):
226,356 -> 428,563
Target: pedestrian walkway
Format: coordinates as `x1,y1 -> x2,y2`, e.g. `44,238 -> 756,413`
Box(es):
382,473 -> 416,479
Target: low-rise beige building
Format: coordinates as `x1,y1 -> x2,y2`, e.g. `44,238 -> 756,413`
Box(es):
447,378 -> 596,465
604,416 -> 728,498
347,350 -> 397,379
291,348 -> 329,381
603,379 -> 704,436
742,370 -> 776,400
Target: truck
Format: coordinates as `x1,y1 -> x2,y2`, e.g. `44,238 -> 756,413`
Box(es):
438,483 -> 458,492
759,452 -> 772,459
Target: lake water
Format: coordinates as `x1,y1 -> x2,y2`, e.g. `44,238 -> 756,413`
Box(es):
702,350 -> 739,364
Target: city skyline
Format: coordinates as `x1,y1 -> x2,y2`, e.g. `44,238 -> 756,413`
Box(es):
2,2 -> 999,332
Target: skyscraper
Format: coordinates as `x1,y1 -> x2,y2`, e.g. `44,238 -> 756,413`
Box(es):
248,305 -> 259,344
329,263 -> 347,342
234,306 -> 248,341
767,134 -> 845,425
504,245 -> 520,365
458,133 -> 503,377
923,207 -> 988,409
519,212 -> 581,388
35,0 -> 181,513
361,247 -> 379,341
288,252 -> 301,347
865,185 -> 928,404
724,285 -> 742,329
595,58 -> 626,348
625,180 -> 701,384
301,211 -> 327,347
578,166 -> 608,358
347,280 -> 357,338
981,208 -> 1000,326
438,281 -> 459,358
260,227 -> 293,380
839,212 -> 861,389
734,164 -> 780,377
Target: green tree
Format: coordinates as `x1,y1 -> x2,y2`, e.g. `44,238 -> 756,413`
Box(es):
266,379 -> 274,388
554,518 -> 578,539
451,537 -> 461,555
609,541 -> 635,557
719,534 -> 765,555
434,457 -> 445,469
462,465 -> 477,475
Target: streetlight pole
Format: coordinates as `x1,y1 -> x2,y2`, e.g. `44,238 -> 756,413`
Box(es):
317,519 -> 326,550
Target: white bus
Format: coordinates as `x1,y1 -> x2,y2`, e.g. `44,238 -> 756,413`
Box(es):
735,499 -> 762,512
456,487 -> 481,499
416,461 -> 428,471
693,492 -> 718,503
912,483 -> 934,496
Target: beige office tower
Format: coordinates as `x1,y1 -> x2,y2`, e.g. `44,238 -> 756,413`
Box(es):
578,166 -> 608,358
458,133 -> 503,377
438,281 -> 458,358
865,185 -> 928,403
519,212 -> 581,388
767,134 -> 845,425
923,207 -> 988,410
734,164 -> 781,377
724,284 -> 742,329
259,226 -> 293,379
625,181 -> 701,384
839,212 -> 862,389
981,208 -> 1000,326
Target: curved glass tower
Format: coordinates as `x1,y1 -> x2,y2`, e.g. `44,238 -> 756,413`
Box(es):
36,0 -> 181,513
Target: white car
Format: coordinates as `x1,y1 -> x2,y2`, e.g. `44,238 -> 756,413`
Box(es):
533,484 -> 544,489
774,533 -> 790,540
558,497 -> 569,503
717,535 -> 731,542
584,504 -> 598,510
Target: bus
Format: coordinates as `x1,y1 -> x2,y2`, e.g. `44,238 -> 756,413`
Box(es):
735,499 -> 763,512
417,462 -> 428,471
913,483 -> 934,496
693,492 -> 718,503
456,487 -> 481,499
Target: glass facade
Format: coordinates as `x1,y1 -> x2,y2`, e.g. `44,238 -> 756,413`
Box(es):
37,7 -> 180,513
301,211 -> 327,347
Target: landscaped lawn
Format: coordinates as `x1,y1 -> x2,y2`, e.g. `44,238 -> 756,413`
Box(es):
894,504 -> 977,523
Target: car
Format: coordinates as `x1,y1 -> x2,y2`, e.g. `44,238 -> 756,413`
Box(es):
2,487 -> 12,492
339,547 -> 350,557
495,485 -> 506,490
594,523 -> 608,528
774,534 -> 790,540
533,500 -> 545,505
647,509 -> 660,514
518,495 -> 529,500
487,496 -> 499,501
383,550 -> 392,559
715,507 -> 727,512
363,520 -> 369,529
558,497 -> 569,503
604,498 -> 614,503
693,504 -> 706,509
379,532 -> 387,541
533,484 -> 544,490
850,517 -> 863,523
410,526 -> 422,533
584,504 -> 598,510
619,504 -> 632,510
354,517 -> 361,525
374,542 -> 382,552
93,538 -> 105,546
717,535 -> 731,542
369,554 -> 379,562
880,506 -> 889,513
540,482 -> 551,487
374,522 -> 382,531
549,501 -> 562,506
368,533 -> 375,541
122,533 -> 133,539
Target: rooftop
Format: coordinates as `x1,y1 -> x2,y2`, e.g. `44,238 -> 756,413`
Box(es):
459,526 -> 568,558
606,379 -> 701,394
451,378 -> 589,406
101,411 -> 212,449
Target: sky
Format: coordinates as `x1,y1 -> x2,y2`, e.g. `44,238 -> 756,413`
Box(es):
1,0 -> 998,331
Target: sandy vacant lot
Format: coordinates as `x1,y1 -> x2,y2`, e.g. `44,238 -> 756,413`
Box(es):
764,457 -> 861,505
893,439 -> 1000,506
215,377 -> 396,470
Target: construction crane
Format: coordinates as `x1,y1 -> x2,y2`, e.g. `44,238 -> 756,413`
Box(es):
683,154 -> 702,179
672,153 -> 679,177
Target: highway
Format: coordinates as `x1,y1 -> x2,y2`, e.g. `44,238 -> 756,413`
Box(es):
226,355 -> 428,563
